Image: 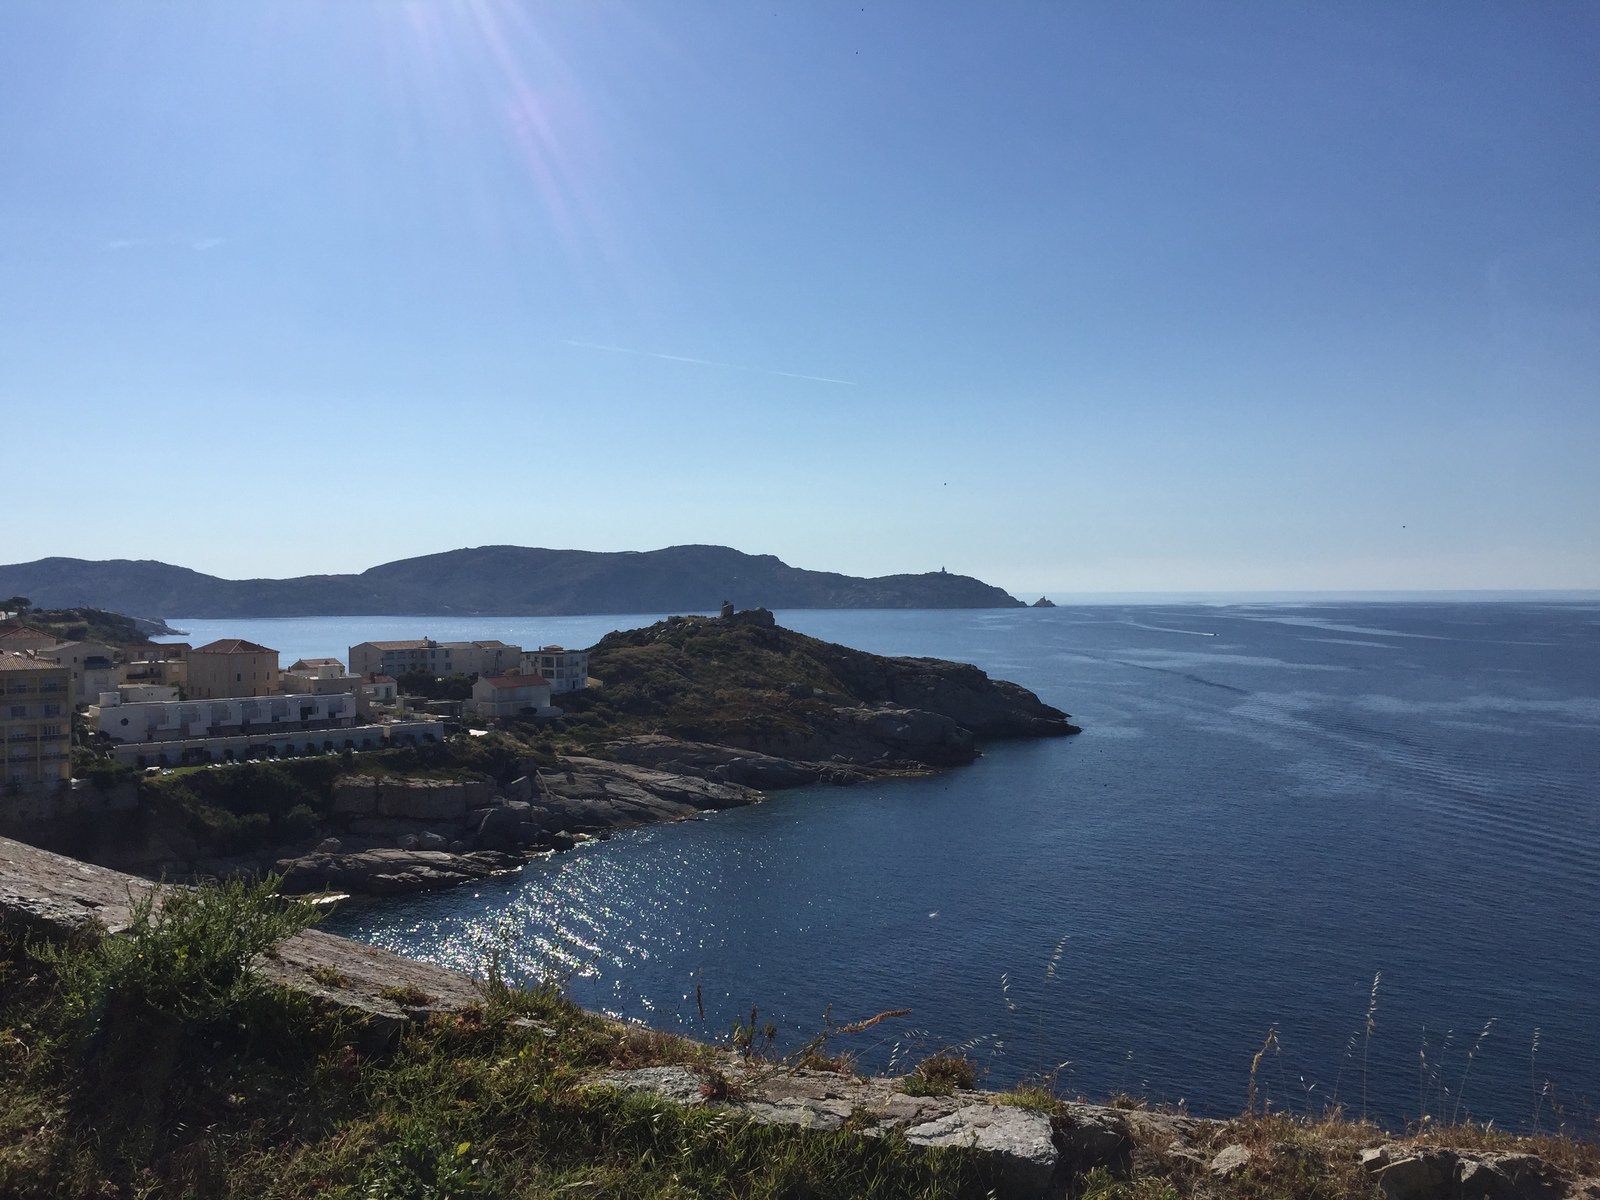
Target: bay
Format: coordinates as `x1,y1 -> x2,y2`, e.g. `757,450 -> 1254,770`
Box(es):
168,603 -> 1600,1128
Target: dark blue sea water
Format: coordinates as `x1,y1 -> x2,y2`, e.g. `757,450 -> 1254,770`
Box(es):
175,604 -> 1600,1130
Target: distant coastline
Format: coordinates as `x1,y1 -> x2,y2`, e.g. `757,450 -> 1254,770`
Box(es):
0,545 -> 1025,620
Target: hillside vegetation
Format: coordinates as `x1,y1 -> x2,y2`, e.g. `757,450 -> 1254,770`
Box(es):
1,606 -> 177,646
559,609 -> 1076,759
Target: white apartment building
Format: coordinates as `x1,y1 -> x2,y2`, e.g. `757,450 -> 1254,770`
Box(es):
520,646 -> 590,693
96,691 -> 359,744
349,639 -> 520,680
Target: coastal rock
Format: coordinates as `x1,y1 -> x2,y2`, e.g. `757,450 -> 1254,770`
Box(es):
1357,1145 -> 1564,1200
904,1104 -> 1059,1195
1209,1144 -> 1251,1176
274,848 -> 521,896
599,1064 -> 709,1106
1,834 -> 484,1047
595,1062 -> 1142,1198
476,802 -> 535,851
1460,1155 -> 1567,1200
534,759 -> 760,834
1057,1103 -> 1134,1176
600,735 -> 823,789
375,779 -> 467,821
1365,1147 -> 1459,1200
331,775 -> 378,816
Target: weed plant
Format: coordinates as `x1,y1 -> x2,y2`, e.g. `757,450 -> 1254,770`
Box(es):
900,1051 -> 979,1097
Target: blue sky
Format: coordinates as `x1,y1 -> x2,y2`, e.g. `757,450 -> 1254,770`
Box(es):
2,2 -> 1596,592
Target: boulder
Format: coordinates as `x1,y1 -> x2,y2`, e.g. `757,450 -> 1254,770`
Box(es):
1459,1159 -> 1519,1200
1365,1148 -> 1458,1200
1210,1144 -> 1251,1177
1057,1104 -> 1133,1177
905,1104 -> 1059,1196
477,804 -> 535,851
1466,1155 -> 1566,1200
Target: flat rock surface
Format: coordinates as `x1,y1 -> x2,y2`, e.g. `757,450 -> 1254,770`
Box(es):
534,757 -> 760,830
1,835 -> 483,1032
597,1059 -> 1126,1197
0,833 -> 151,932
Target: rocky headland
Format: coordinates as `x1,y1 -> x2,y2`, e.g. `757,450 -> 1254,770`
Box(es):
5,609 -> 1077,897
271,608 -> 1077,895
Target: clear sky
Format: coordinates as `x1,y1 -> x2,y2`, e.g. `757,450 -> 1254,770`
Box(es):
2,2 -> 1596,593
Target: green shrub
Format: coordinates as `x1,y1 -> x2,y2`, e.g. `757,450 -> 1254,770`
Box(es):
46,876 -> 321,1035
280,803 -> 317,841
72,755 -> 135,790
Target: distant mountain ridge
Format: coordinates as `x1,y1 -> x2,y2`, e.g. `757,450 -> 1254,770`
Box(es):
0,546 -> 1024,619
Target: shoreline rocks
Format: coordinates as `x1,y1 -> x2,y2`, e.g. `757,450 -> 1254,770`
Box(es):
272,760 -> 763,896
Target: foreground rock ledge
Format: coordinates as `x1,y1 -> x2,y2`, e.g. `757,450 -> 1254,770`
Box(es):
4,836 -> 1597,1200
600,1063 -> 1133,1196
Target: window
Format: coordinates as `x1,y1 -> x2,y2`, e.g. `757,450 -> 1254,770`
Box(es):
8,705 -> 25,719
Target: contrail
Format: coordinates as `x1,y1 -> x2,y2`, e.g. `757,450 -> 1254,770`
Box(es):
561,339 -> 856,386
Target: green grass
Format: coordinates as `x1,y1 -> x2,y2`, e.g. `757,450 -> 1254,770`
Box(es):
0,879 -> 1000,1199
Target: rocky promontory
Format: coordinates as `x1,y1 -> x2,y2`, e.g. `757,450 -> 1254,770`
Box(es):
269,609 -> 1076,895
8,608 -> 1077,897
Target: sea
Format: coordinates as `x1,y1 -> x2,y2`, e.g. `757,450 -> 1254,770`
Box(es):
161,601 -> 1600,1131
